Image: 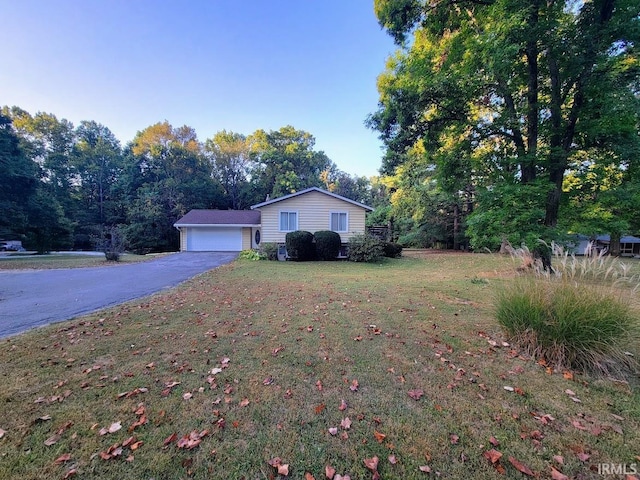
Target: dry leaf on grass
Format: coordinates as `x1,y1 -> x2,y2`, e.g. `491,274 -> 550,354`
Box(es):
551,466 -> 569,480
408,389 -> 424,400
508,456 -> 534,476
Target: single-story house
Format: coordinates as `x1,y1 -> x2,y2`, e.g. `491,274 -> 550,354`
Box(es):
174,187 -> 374,254
570,234 -> 640,257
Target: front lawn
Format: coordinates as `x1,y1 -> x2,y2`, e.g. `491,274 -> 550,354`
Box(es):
0,253 -> 638,479
0,253 -> 160,270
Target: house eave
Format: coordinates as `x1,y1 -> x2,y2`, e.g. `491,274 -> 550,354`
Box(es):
174,223 -> 261,228
250,187 -> 374,211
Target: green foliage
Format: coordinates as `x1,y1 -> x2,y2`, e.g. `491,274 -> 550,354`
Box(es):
496,279 -> 638,375
382,241 -> 403,258
314,230 -> 341,260
285,230 -> 315,261
370,0 -> 640,247
258,242 -> 279,261
347,234 -> 384,263
238,249 -> 265,261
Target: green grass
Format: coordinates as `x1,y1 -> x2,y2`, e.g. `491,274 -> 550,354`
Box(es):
0,252 -> 638,479
0,253 -> 161,270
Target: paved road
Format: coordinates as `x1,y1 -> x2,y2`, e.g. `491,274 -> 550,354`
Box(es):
0,252 -> 237,338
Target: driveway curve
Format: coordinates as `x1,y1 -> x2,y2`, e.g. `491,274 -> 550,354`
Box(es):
0,252 -> 237,338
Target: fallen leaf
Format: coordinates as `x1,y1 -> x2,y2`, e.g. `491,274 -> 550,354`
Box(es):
508,456 -> 534,476
388,454 -> 398,464
328,427 -> 338,436
63,468 -> 77,479
278,464 -> 290,476
551,466 -> 569,480
239,398 -> 250,407
350,379 -> 359,392
316,380 -> 323,391
325,464 -> 336,479
340,417 -> 352,430
339,399 -> 347,411
419,465 -> 431,473
407,389 -> 424,400
108,421 -> 122,433
576,452 -> 591,462
553,455 -> 564,465
363,456 -> 379,472
0,428 -> 5,439
183,392 -> 193,400
374,430 -> 386,443
563,371 -> 574,380
163,432 -> 178,446
483,449 -> 503,464
489,436 -> 500,447
315,403 -> 326,415
305,473 -> 315,480
54,453 -> 71,465
450,433 -> 459,444
44,433 -> 61,446
334,475 -> 351,480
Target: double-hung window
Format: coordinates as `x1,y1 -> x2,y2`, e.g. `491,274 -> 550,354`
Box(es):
280,211 -> 298,231
330,212 -> 348,232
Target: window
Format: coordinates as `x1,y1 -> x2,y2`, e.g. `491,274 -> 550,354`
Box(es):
279,211 -> 297,231
330,212 -> 348,232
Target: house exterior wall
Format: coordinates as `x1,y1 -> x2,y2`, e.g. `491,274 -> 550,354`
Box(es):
256,190 -> 367,244
242,227 -> 252,250
179,228 -> 187,252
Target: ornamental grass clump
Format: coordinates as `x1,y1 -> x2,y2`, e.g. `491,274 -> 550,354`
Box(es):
496,278 -> 638,376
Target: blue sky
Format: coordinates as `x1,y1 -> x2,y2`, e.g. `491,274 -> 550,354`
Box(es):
0,1 -> 396,177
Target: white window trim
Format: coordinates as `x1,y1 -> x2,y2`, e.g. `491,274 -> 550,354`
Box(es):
279,210 -> 298,232
329,211 -> 349,233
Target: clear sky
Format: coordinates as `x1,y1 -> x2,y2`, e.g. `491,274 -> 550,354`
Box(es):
0,0 -> 396,177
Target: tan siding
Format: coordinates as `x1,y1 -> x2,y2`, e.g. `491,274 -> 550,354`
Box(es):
179,228 -> 187,251
241,228 -> 252,250
256,190 -> 367,244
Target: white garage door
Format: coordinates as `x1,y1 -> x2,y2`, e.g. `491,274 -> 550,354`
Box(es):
187,227 -> 242,251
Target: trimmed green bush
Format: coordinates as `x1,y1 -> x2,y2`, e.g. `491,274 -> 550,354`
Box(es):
285,230 -> 315,261
314,230 -> 341,260
347,234 -> 384,263
496,279 -> 638,374
259,242 -> 279,261
382,241 -> 403,258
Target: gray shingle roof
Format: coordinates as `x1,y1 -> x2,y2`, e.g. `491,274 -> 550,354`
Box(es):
174,210 -> 261,226
250,187 -> 374,211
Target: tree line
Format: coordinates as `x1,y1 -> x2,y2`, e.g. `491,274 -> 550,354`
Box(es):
0,106 -> 386,253
368,0 -> 640,254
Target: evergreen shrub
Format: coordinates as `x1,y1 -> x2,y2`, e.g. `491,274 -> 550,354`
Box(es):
285,230 -> 315,261
347,234 -> 384,263
314,230 -> 341,260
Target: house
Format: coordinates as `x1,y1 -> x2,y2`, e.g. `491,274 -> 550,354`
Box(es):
570,234 -> 640,257
174,187 -> 374,254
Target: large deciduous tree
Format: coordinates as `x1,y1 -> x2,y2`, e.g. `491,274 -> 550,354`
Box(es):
369,0 -> 640,249
204,130 -> 251,209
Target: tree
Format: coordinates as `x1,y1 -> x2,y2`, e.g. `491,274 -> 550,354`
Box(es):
73,121 -> 123,228
123,121 -> 223,252
0,113 -> 38,239
204,130 -> 251,209
248,126 -> 333,202
369,0 -> 640,249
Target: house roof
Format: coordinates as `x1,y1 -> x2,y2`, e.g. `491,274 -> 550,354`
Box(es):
596,234 -> 640,244
250,187 -> 374,211
174,209 -> 261,227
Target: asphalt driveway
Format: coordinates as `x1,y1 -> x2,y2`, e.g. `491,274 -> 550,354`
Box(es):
0,252 -> 237,338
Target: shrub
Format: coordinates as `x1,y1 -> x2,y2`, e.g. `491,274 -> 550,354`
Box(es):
347,234 -> 384,263
314,230 -> 341,260
259,242 -> 279,261
94,225 -> 126,262
285,230 -> 315,261
382,241 -> 403,258
238,249 -> 264,261
496,279 -> 638,375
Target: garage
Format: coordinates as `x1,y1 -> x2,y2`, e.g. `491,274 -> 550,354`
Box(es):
187,227 -> 242,251
174,209 -> 261,252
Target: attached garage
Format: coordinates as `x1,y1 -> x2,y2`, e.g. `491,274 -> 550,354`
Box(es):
186,227 -> 243,251
174,210 -> 261,252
